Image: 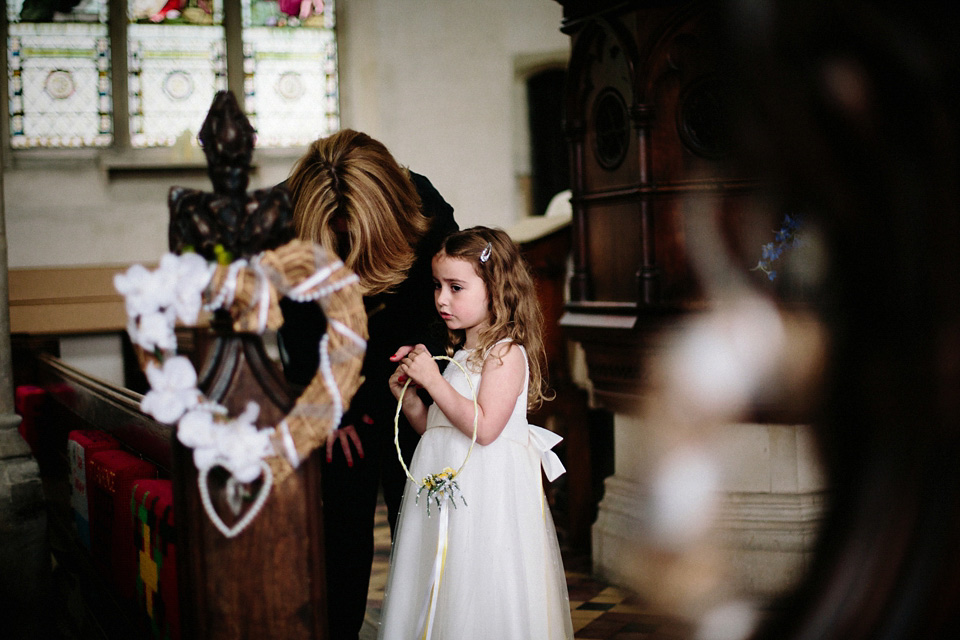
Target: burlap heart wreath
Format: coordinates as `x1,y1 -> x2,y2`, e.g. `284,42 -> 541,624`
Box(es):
116,239 -> 366,537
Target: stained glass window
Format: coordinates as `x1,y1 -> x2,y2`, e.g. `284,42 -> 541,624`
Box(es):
6,0 -> 339,151
242,0 -> 339,147
127,28 -> 227,148
6,1 -> 112,148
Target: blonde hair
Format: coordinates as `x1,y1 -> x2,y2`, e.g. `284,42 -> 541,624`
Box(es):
438,226 -> 551,411
286,129 -> 430,296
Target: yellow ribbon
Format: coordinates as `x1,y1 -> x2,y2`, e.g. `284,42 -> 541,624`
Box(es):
394,354 -> 479,640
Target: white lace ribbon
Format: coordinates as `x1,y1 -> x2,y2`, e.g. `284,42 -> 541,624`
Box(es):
204,258 -> 248,311
286,261 -> 342,299
248,256 -> 272,334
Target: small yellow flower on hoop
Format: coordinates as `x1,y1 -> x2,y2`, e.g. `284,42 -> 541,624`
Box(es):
417,466 -> 467,515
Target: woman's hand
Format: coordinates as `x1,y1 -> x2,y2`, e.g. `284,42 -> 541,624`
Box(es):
325,416 -> 370,467
393,344 -> 442,392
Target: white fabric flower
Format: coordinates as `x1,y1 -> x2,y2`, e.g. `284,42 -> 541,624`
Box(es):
186,402 -> 272,482
177,406 -> 217,450
216,402 -> 273,483
134,310 -> 176,353
192,443 -> 221,475
152,253 -> 181,304
116,254 -> 212,332
115,264 -> 163,318
166,252 -> 214,325
141,356 -> 200,424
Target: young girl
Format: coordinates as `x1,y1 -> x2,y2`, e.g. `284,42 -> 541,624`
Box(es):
380,227 -> 573,640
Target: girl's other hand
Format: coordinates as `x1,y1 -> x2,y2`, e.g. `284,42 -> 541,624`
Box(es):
389,366 -> 416,399
397,344 -> 441,389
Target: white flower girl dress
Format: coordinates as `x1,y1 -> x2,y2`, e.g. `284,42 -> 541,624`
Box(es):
378,343 -> 573,640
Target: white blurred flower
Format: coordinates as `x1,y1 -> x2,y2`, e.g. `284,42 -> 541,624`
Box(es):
647,446 -> 720,550
116,254 -> 213,348
141,356 -> 200,424
115,264 -> 157,317
696,600 -> 759,640
667,298 -> 784,419
115,261 -> 176,318
178,405 -> 217,450
217,402 -> 272,483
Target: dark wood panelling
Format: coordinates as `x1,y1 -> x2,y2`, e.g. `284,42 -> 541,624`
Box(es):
558,0 -> 755,406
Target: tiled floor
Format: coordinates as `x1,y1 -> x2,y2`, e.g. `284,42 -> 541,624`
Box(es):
362,501 -> 693,640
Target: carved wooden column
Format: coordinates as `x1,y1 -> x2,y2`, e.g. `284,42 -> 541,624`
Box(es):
174,321 -> 328,639
555,0 -> 826,599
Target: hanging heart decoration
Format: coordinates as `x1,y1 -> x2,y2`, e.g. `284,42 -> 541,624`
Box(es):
197,461 -> 274,539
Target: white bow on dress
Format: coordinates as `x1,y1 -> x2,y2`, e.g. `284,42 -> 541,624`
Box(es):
529,425 -> 566,482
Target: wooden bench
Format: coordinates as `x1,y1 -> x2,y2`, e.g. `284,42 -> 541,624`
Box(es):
19,335 -> 329,640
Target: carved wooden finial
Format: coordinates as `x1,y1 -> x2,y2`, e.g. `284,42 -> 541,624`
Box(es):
168,90 -> 295,261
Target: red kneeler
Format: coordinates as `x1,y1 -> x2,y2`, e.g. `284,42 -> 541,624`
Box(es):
14,385 -> 45,456
133,479 -> 180,640
67,429 -> 121,550
88,449 -> 157,602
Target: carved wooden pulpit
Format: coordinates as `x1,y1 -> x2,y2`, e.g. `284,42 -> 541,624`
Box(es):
551,0 -> 836,606
556,0 -> 753,409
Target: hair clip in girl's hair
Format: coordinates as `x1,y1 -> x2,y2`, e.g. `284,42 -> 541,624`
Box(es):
479,242 -> 492,263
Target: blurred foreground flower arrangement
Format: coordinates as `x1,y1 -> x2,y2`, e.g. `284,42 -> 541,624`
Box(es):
753,215 -> 802,281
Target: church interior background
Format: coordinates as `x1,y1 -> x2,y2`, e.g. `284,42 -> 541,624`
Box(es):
5,1 -> 960,639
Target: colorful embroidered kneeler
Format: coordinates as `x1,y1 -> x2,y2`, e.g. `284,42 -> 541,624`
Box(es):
67,429 -> 121,549
133,479 -> 179,640
88,449 -> 157,602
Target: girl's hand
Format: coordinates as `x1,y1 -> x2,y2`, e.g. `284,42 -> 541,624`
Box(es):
389,365 -> 417,400
389,344 -> 422,399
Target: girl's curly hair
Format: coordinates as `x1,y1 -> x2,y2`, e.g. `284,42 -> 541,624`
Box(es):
437,226 -> 552,411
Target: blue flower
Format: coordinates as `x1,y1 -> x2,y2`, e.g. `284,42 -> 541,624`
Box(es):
752,214 -> 802,281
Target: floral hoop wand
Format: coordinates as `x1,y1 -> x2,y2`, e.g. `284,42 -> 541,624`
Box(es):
393,355 -> 478,515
